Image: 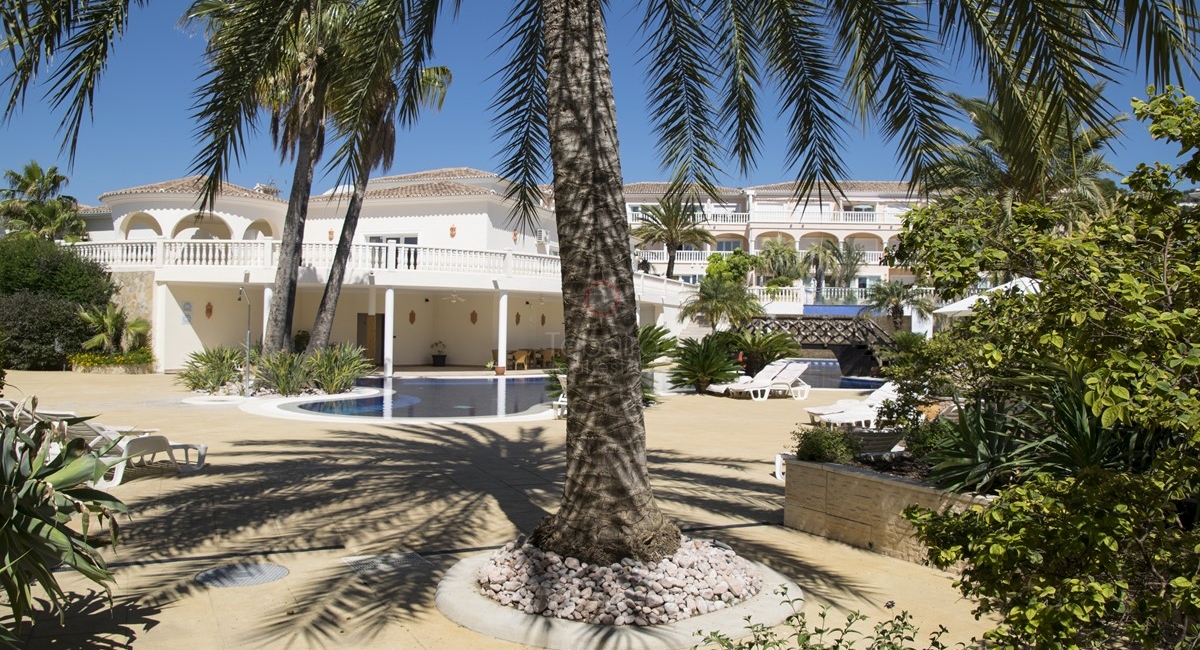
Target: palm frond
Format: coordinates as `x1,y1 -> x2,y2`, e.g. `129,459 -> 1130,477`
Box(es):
710,0 -> 763,176
493,0 -> 550,233
641,0 -> 723,198
758,0 -> 847,197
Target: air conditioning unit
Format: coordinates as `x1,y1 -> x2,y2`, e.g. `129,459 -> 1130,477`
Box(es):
535,229 -> 550,244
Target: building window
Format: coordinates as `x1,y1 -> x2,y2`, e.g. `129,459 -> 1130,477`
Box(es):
715,240 -> 740,252
678,275 -> 701,284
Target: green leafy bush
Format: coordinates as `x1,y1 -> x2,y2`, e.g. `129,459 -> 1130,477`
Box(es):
0,237 -> 114,306
638,324 -> 676,404
700,596 -> 960,649
255,350 -> 309,396
668,336 -> 741,392
0,291 -> 92,369
899,418 -> 953,460
925,396 -> 1038,494
176,346 -> 244,393
305,343 -> 372,394
792,425 -> 858,464
908,471 -> 1200,649
1,403 -> 126,646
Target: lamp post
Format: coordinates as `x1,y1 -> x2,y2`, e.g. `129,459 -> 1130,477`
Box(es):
237,287 -> 251,395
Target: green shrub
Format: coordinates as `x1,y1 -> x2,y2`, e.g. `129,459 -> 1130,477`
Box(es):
668,336 -> 741,392
900,418 -> 953,460
0,404 -> 126,646
700,596 -> 959,649
0,237 -> 114,306
305,343 -> 372,394
255,350 -> 309,396
176,345 -> 244,393
925,396 -> 1039,494
792,425 -> 858,463
0,291 -> 91,370
908,471 -> 1200,648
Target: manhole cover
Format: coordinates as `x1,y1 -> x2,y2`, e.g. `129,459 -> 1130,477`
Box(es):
195,563 -> 289,588
343,552 -> 432,577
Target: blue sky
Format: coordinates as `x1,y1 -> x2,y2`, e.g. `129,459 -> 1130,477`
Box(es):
0,3 -> 1195,204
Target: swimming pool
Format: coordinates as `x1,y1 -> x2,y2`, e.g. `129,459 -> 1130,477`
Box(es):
296,376 -> 550,419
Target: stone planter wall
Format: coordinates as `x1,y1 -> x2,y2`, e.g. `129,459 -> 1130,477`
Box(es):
72,364 -> 155,375
783,459 -> 989,563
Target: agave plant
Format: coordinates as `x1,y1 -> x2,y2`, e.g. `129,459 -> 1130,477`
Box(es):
304,343 -> 373,394
175,345 -> 244,393
254,351 -> 310,396
926,395 -> 1042,494
0,401 -> 126,646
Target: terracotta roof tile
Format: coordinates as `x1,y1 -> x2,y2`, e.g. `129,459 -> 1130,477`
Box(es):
623,181 -> 741,197
359,180 -> 496,199
77,204 -> 110,215
98,175 -> 286,202
370,167 -> 498,184
748,180 -> 914,195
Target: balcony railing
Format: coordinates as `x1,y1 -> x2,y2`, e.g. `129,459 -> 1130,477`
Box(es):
633,248 -> 890,266
69,240 -> 562,280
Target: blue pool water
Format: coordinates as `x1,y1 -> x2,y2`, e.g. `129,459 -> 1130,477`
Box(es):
293,359 -> 883,419
297,376 -> 550,419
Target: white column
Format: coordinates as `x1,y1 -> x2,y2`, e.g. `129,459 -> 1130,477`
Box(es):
152,282 -> 168,372
261,286 -> 273,344
496,291 -> 509,371
383,287 -> 395,374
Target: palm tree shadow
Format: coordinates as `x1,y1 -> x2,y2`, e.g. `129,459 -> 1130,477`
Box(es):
33,419 -> 882,648
14,590 -> 162,648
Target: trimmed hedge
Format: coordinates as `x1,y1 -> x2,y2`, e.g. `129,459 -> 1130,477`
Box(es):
0,292 -> 92,370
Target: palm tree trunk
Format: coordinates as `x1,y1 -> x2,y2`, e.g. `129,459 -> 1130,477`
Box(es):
665,244 -> 677,280
529,0 -> 680,565
264,65 -> 326,354
307,165 -> 369,352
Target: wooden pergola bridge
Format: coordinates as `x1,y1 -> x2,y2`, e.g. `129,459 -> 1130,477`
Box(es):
744,316 -> 895,377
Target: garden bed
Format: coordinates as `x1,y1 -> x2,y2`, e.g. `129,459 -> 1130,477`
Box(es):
783,459 -> 988,564
72,363 -> 154,375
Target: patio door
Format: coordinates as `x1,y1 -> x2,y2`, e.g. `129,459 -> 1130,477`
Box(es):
370,235 -> 418,269
357,314 -> 384,365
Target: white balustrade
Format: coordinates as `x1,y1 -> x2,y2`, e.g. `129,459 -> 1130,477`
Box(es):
749,286 -> 807,303
70,241 -> 160,266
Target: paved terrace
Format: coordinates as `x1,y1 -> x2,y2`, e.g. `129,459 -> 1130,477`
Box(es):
2,370 -> 991,649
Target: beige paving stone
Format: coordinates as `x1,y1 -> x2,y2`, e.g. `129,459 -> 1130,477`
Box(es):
3,371 -> 993,648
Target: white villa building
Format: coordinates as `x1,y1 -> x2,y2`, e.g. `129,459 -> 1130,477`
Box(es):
68,168 -> 922,373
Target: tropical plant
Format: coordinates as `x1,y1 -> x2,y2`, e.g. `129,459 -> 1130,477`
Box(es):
255,350 -> 310,396
67,348 -> 154,368
304,62 -> 452,351
857,281 -> 935,332
679,276 -> 764,331
925,92 -> 1124,223
631,194 -> 715,279
176,345 -> 245,393
829,241 -> 865,288
305,342 -> 373,394
0,160 -> 86,241
668,336 -> 741,393
10,0 -> 1195,570
78,303 -> 149,354
703,249 -> 758,284
731,330 -> 800,377
637,324 -> 676,404
801,240 -> 840,301
792,425 -> 858,464
0,404 -> 126,646
925,395 -> 1040,494
755,237 -> 802,281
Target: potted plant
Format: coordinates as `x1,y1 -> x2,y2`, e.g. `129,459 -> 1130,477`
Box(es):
430,340 -> 448,367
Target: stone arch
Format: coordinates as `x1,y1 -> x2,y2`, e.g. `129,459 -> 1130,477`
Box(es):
122,212 -> 163,240
172,213 -> 233,240
753,231 -> 795,250
797,232 -> 838,251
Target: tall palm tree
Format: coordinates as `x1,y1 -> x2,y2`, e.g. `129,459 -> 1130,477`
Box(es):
858,280 -> 935,331
801,239 -> 840,301
756,237 -> 802,281
307,65 -> 451,352
0,160 -> 83,239
831,241 -> 866,288
679,276 -> 764,331
926,93 -> 1124,222
4,0 -> 1195,567
631,195 -> 715,279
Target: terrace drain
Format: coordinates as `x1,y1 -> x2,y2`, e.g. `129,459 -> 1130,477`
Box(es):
195,563 -> 289,588
343,552 -> 433,577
